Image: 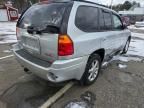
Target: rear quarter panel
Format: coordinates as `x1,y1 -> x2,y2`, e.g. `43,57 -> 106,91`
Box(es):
59,2 -> 102,60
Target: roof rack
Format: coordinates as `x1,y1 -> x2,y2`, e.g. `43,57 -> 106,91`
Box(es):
73,0 -> 109,8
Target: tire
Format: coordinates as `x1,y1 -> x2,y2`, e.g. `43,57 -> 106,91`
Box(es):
80,54 -> 102,86
122,38 -> 131,54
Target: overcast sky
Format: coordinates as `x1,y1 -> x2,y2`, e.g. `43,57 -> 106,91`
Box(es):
87,0 -> 144,6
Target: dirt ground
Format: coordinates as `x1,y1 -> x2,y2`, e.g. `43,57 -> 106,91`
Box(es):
0,42 -> 144,108
52,60 -> 144,108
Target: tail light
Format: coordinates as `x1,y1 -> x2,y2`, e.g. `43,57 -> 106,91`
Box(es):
16,27 -> 20,40
58,34 -> 74,56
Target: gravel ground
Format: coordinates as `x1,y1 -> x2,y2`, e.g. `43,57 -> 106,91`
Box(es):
0,44 -> 13,57
52,60 -> 144,108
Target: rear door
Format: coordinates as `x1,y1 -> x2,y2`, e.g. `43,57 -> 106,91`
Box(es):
17,3 -> 70,62
99,9 -> 118,58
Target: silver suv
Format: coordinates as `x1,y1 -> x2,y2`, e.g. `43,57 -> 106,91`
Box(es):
13,0 -> 131,85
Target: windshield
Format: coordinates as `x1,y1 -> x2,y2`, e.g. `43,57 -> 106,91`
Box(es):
18,3 -> 66,30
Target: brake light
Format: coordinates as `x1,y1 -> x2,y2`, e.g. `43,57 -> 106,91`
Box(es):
16,27 -> 20,40
58,34 -> 74,56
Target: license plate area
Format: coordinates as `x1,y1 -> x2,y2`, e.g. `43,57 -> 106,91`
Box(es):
21,36 -> 40,54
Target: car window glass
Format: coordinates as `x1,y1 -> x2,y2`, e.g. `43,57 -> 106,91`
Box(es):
75,6 -> 99,32
103,11 -> 112,30
18,3 -> 66,29
113,14 -> 123,30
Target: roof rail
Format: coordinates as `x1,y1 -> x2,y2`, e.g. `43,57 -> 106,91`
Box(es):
39,0 -> 109,8
74,0 -> 109,8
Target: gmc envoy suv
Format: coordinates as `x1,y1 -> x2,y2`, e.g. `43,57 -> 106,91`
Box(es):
13,0 -> 131,85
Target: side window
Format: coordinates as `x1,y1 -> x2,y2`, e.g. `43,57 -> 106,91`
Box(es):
113,14 -> 123,30
99,10 -> 105,30
99,9 -> 112,31
75,6 -> 99,32
103,11 -> 112,30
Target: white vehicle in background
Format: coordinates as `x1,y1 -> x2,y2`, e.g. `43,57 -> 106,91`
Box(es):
135,21 -> 144,27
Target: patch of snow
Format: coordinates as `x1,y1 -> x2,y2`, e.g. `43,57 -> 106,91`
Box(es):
65,91 -> 95,108
118,64 -> 127,69
135,21 -> 144,27
127,38 -> 144,57
128,25 -> 144,30
3,50 -> 11,53
113,56 -> 128,62
113,33 -> 144,62
131,33 -> 144,39
113,56 -> 142,62
102,62 -> 109,67
0,22 -> 17,44
65,102 -> 87,108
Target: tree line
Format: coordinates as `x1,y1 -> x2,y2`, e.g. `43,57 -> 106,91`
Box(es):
111,1 -> 141,12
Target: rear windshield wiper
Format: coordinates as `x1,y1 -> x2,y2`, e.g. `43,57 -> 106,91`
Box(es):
27,25 -> 60,35
40,25 -> 60,34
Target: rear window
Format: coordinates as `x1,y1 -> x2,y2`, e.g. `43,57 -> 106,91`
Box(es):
17,3 -> 66,29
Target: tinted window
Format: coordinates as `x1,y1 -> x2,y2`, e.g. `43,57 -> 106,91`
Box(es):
113,14 -> 123,30
103,11 -> 112,30
18,3 -> 66,29
99,10 -> 105,30
75,6 -> 99,32
99,10 -> 112,31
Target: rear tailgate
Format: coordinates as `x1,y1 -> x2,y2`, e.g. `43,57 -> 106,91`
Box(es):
17,2 -> 71,62
19,28 -> 59,62
39,33 -> 59,62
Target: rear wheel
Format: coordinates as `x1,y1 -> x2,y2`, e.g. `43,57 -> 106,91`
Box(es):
80,54 -> 101,85
122,38 -> 131,54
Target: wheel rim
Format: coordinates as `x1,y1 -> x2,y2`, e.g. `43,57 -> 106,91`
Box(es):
88,60 -> 99,82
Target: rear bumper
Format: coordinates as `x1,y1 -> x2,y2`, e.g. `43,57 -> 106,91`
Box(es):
12,44 -> 88,83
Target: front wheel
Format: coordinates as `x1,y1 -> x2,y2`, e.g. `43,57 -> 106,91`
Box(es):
80,54 -> 101,86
